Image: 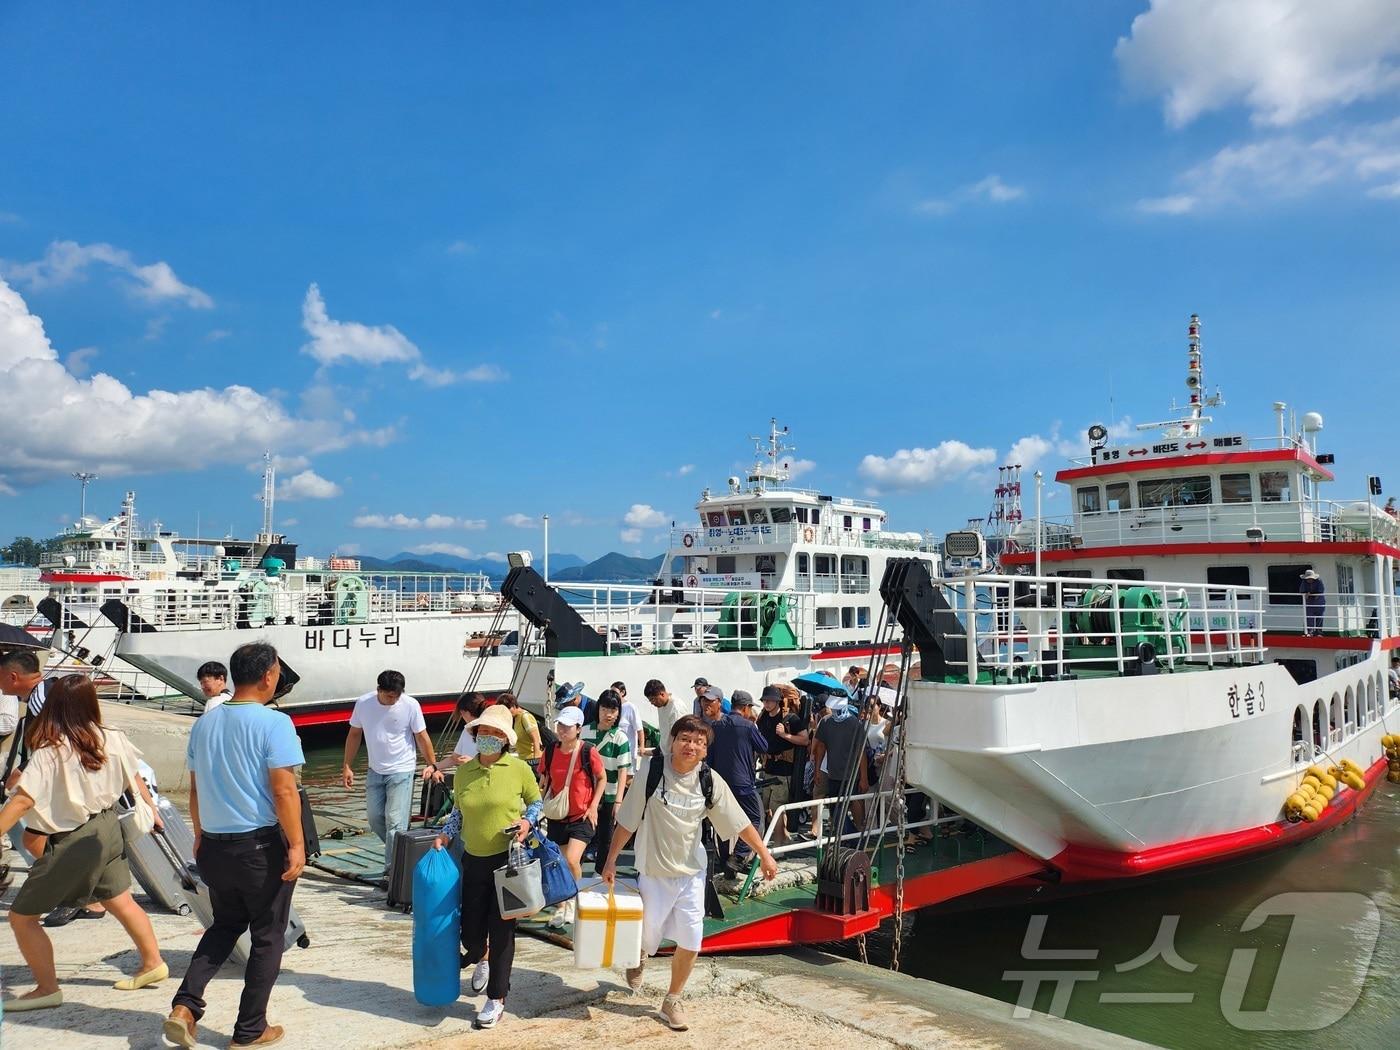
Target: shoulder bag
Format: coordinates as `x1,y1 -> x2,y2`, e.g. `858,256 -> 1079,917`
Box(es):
541,742 -> 582,821
116,736 -> 156,845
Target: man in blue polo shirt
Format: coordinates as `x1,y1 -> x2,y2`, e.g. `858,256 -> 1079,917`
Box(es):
164,642 -> 305,1050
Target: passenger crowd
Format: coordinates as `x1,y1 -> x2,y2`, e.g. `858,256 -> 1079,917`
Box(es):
0,641 -> 917,1040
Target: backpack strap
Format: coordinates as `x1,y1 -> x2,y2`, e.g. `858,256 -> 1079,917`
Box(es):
698,763 -> 715,809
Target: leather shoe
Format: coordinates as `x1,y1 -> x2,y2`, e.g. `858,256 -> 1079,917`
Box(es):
163,1006 -> 197,1049
231,1024 -> 284,1047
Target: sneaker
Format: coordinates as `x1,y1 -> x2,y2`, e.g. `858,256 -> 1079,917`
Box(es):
469,959 -> 490,994
658,994 -> 689,1031
625,958 -> 645,993
474,998 -> 505,1029
547,901 -> 572,929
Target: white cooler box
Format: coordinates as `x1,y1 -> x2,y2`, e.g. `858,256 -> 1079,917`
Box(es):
573,881 -> 644,970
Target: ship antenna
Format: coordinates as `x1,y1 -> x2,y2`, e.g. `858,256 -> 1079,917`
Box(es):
257,451 -> 276,543
747,418 -> 795,489
1135,312 -> 1224,439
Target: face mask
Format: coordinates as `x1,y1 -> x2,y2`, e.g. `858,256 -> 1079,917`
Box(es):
477,735 -> 507,756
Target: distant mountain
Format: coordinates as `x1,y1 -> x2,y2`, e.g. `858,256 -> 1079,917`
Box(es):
552,552 -> 665,582
352,551 -> 589,578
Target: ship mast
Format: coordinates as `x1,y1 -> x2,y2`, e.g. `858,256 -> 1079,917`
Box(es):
256,451 -> 276,544
746,418 -> 795,491
1135,313 -> 1224,439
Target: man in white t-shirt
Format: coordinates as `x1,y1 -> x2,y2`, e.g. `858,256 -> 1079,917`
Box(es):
196,661 -> 232,712
341,670 -> 440,880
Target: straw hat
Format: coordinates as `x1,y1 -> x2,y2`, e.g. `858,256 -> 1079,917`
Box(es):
467,703 -> 518,746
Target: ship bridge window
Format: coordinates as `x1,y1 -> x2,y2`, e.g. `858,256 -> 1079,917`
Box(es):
728,509 -> 746,526
795,507 -> 808,524
748,508 -> 769,525
1221,473 -> 1253,504
1267,564 -> 1312,605
706,511 -> 726,528
1207,565 -> 1251,600
770,507 -> 792,524
1076,487 -> 1102,515
1260,471 -> 1291,502
843,514 -> 853,530
1138,475 -> 1213,508
1105,482 -> 1131,512
811,508 -> 821,525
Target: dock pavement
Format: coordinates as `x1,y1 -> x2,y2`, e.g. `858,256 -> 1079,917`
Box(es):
1,797 -> 1152,1050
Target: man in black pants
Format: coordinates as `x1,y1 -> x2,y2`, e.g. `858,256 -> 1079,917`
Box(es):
163,643 -> 305,1049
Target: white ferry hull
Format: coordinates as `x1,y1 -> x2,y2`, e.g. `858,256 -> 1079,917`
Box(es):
116,614 -> 516,720
905,654 -> 1393,879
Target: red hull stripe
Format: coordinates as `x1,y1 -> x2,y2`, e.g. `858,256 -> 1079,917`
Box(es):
39,572 -> 133,583
1056,449 -> 1334,484
287,693 -> 468,727
699,851 -> 1050,953
1048,755 -> 1387,882
1001,539 -> 1400,564
811,644 -> 901,661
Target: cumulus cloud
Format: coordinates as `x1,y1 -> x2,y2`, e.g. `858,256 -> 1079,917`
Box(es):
502,513 -> 538,529
0,278 -> 373,492
301,284 -> 506,385
619,528 -> 643,544
480,551 -> 507,562
63,346 -> 99,376
1136,119 -> 1400,213
781,458 -> 816,479
1117,0 -> 1400,129
676,464 -> 695,476
352,512 -> 486,530
276,470 -> 342,500
915,174 -> 1027,216
407,543 -> 475,559
623,504 -> 668,528
251,454 -> 311,474
858,440 -> 998,489
1,240 -> 213,307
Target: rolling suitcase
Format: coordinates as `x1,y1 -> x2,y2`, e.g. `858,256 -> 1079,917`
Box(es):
179,861 -> 311,966
387,827 -> 443,913
119,795 -> 194,916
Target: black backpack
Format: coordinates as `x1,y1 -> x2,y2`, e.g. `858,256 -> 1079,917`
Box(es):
640,756 -> 725,918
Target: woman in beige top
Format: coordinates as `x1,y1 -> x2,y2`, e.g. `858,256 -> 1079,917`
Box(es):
0,674 -> 168,1012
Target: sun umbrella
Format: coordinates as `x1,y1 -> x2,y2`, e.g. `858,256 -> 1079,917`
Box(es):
0,622 -> 51,653
791,670 -> 849,697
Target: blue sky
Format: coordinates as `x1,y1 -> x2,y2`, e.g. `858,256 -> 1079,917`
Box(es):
2,2 -> 1399,563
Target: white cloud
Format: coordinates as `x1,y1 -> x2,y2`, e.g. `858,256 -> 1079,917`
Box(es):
0,278 -> 374,492
335,543 -> 361,557
915,174 -> 1027,216
301,284 -> 506,386
446,240 -> 476,255
1,240 -> 213,307
352,512 -> 485,530
619,528 -> 643,544
858,440 -> 998,489
502,513 -> 538,529
407,543 -> 475,559
623,504 -> 669,528
1136,119 -> 1400,213
1117,0 -> 1400,129
781,458 -> 816,479
251,453 -> 311,474
276,469 -> 342,500
280,517 -> 299,527
481,552 -> 507,562
206,329 -> 232,342
1006,434 -> 1056,470
0,212 -> 18,224
676,464 -> 695,476
63,346 -> 99,376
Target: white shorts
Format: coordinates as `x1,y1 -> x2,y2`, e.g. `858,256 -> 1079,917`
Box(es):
638,869 -> 707,955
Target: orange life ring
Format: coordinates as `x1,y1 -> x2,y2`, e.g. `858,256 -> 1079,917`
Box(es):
682,533 -> 695,548
803,526 -> 815,543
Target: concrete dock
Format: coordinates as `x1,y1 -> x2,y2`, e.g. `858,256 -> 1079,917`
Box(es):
1,825 -> 1152,1050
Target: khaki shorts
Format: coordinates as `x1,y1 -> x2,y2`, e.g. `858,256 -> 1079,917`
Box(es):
759,777 -> 789,813
12,807 -> 130,915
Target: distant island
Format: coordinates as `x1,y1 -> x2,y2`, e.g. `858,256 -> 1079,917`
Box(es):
355,550 -> 663,583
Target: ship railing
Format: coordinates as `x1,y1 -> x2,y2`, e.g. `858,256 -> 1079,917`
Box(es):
1254,591 -> 1394,638
933,572 -> 1269,681
1020,496 -> 1400,551
543,582 -> 817,654
687,521 -> 927,552
734,788 -> 956,901
113,572 -> 508,630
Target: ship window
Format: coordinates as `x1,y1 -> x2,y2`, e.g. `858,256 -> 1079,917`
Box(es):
810,508 -> 821,525
1220,473 -> 1253,503
842,607 -> 854,629
862,517 -> 872,531
797,553 -> 809,573
1138,474 -> 1213,507
857,607 -> 871,628
748,508 -> 769,525
1106,568 -> 1146,581
707,511 -> 726,528
795,507 -> 808,523
715,556 -> 736,574
1260,471 -> 1291,502
728,510 -> 746,526
1076,487 -> 1101,515
1207,565 -> 1251,600
770,507 -> 792,524
1105,482 -> 1131,512
756,554 -> 776,574
843,515 -> 853,530
1267,564 -> 1311,605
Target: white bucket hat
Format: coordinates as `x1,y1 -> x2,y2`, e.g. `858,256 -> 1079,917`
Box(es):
467,703 -> 518,747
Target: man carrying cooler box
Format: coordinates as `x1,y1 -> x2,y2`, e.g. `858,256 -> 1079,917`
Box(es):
601,714 -> 778,1032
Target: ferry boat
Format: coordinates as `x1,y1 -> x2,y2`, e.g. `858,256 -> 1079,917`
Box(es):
506,421 -> 940,719
889,315 -> 1397,888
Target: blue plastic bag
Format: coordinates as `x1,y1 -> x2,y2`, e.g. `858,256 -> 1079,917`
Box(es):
412,847 -> 462,1006
527,830 -> 579,907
